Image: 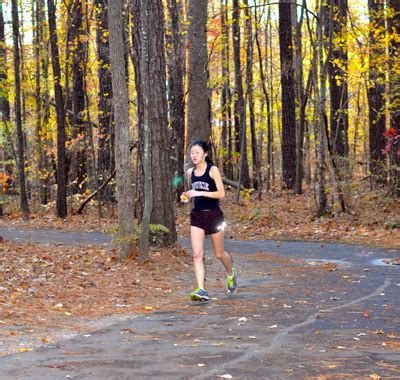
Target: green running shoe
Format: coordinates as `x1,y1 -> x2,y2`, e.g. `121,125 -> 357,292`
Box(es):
227,267 -> 238,294
190,287 -> 209,302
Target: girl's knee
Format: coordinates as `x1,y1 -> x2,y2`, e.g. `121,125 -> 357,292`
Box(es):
193,250 -> 203,261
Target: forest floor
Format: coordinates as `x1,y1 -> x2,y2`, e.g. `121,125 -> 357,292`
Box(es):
0,187 -> 399,360
2,185 -> 400,248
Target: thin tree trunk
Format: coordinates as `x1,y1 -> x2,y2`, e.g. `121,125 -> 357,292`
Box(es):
130,0 -> 145,219
367,0 -> 386,186
0,4 -> 11,129
70,0 -> 87,193
232,0 -> 250,187
279,0 -> 296,190
220,0 -> 230,178
255,2 -> 272,191
166,0 -> 185,201
12,0 -> 30,220
387,0 -> 400,196
317,0 -> 347,214
244,0 -> 259,190
138,0 -> 152,262
48,0 -> 67,217
34,0 -> 48,205
327,0 -> 349,158
295,0 -> 306,195
109,0 -> 136,257
268,9 -> 275,184
96,0 -> 114,208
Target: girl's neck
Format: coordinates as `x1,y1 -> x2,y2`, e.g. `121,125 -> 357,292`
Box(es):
196,161 -> 207,171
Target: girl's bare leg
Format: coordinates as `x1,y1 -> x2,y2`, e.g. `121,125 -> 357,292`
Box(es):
210,230 -> 233,276
191,226 -> 206,289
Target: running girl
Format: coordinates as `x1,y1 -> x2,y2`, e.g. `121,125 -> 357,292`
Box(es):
182,140 -> 237,302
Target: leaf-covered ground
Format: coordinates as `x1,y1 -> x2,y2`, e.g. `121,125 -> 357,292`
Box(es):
0,240 -> 191,356
0,188 -> 399,356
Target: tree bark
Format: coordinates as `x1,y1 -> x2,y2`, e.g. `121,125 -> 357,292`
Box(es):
367,0 -> 386,186
145,0 -> 176,245
220,0 -> 233,180
279,0 -> 297,190
70,0 -> 87,193
48,0 -> 67,217
387,0 -> 400,196
166,0 -> 185,201
232,0 -> 250,187
109,0 -> 136,257
33,0 -> 49,205
314,6 -> 329,216
244,0 -> 259,190
0,4 -> 10,123
96,0 -> 114,204
255,3 -> 272,192
12,0 -> 30,220
185,0 -> 210,163
138,0 -> 152,261
327,0 -> 349,158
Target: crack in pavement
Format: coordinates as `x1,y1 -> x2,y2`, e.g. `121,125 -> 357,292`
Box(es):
194,278 -> 392,378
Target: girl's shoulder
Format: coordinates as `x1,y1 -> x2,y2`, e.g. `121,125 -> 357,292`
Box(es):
209,164 -> 221,179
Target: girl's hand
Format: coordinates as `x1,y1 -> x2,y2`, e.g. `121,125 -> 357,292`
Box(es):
180,192 -> 189,203
185,189 -> 198,199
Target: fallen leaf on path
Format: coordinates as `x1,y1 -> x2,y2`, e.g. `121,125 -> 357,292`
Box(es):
18,347 -> 33,352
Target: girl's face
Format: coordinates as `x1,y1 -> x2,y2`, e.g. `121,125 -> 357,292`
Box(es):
190,145 -> 207,165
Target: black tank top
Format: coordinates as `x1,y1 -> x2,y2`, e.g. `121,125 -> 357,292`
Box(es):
191,163 -> 220,210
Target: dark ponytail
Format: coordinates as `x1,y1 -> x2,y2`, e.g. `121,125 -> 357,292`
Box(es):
190,140 -> 214,165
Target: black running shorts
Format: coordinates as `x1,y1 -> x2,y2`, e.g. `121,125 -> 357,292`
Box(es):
190,208 -> 224,236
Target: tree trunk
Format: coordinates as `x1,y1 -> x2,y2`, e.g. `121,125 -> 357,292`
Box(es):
185,0 -> 210,160
33,0 -> 49,205
231,0 -> 250,187
0,4 -> 10,123
220,0 -> 233,179
12,0 -> 30,220
367,0 -> 386,186
0,3 -> 13,183
255,3 -> 272,191
314,9 -> 329,216
328,0 -> 349,158
145,0 -> 176,245
96,0 -> 115,204
109,0 -> 136,257
294,0 -> 312,195
130,0 -> 145,218
279,0 -> 297,190
387,0 -> 400,196
48,0 -> 67,217
138,0 -> 153,262
244,0 -> 259,191
166,0 -> 185,201
70,0 -> 87,193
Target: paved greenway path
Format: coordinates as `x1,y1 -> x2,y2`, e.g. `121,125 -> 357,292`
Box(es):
0,227 -> 399,379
